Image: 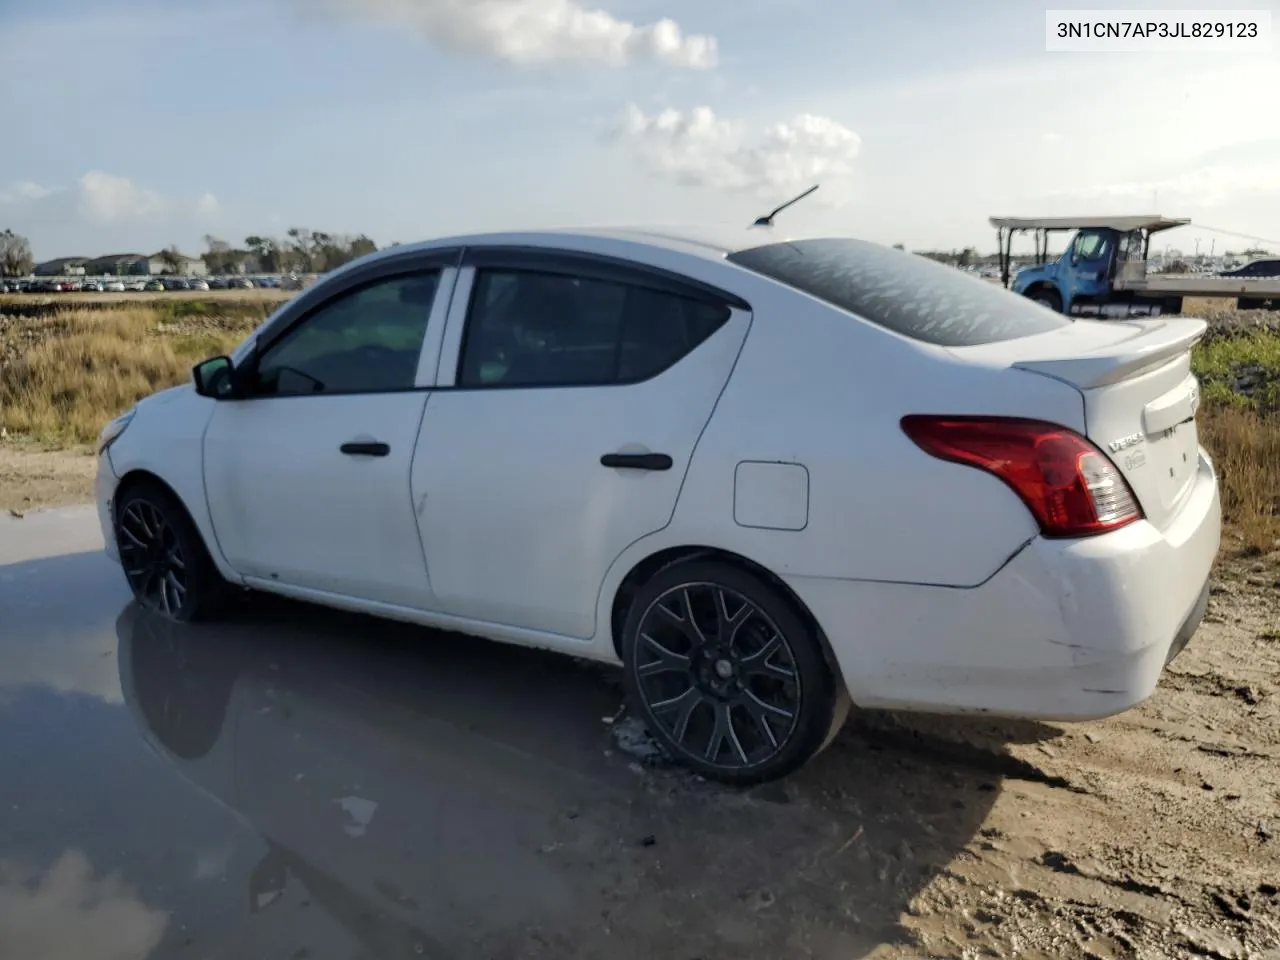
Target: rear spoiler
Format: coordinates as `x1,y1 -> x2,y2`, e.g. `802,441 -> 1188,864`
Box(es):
1012,317 -> 1208,390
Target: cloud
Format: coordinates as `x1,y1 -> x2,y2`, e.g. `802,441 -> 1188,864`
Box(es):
302,0 -> 717,68
74,172 -> 165,222
1050,141 -> 1280,210
0,173 -> 219,257
0,181 -> 51,205
614,104 -> 861,202
0,172 -> 218,226
0,851 -> 168,960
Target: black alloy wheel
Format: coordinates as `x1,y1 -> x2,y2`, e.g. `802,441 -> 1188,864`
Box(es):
621,560 -> 838,784
115,482 -> 224,623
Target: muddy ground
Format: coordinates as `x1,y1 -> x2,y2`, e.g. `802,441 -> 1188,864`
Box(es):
2,449 -> 1278,958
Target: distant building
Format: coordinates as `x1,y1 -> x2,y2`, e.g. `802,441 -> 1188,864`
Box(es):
146,252 -> 209,276
35,252 -> 211,277
33,257 -> 89,277
83,253 -> 150,276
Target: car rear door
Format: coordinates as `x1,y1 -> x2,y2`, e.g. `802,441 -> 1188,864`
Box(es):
410,249 -> 751,639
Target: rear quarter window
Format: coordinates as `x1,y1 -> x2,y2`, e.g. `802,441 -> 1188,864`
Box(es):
727,238 -> 1073,347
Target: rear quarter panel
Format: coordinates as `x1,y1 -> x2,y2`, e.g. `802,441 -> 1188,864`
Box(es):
606,289 -> 1091,589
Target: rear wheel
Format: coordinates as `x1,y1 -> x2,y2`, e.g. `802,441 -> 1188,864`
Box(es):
620,560 -> 838,784
115,481 -> 227,623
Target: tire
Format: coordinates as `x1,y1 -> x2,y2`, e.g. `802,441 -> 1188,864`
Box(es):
1027,288 -> 1062,313
620,560 -> 838,785
114,480 -> 227,623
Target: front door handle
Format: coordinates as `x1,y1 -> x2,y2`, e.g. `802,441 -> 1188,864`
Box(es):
600,452 -> 673,471
340,441 -> 390,457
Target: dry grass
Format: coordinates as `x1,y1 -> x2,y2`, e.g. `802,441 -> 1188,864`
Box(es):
1190,328 -> 1280,556
1199,405 -> 1280,556
0,307 -> 260,445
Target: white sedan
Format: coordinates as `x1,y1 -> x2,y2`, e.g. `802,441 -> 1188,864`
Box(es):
96,227 -> 1221,783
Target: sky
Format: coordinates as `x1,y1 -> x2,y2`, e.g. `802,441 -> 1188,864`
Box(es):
1,0 -> 1278,261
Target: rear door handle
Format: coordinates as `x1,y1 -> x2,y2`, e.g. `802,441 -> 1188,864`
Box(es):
600,452 -> 673,471
340,441 -> 390,457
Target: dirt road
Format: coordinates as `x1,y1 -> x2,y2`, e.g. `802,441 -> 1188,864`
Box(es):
0,444 -> 96,516
2,449 -> 1277,958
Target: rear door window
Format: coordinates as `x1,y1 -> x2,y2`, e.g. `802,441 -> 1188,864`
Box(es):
728,238 -> 1073,347
456,268 -> 732,388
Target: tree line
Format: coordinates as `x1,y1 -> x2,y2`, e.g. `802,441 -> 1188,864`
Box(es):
206,228 -> 380,275
1,229 -> 35,276
0,226 -> 383,276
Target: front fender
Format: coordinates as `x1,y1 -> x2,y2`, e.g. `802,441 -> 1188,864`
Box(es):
1012,267 -> 1058,297
106,387 -> 241,583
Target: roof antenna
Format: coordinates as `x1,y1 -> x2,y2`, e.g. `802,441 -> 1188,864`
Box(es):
752,184 -> 819,228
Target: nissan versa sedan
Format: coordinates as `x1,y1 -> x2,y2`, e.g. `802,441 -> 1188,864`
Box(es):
96,227 -> 1221,783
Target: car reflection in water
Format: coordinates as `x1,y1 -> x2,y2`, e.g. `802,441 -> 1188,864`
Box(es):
115,600 -> 637,959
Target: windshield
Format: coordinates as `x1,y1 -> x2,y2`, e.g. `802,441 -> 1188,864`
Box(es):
728,237 -> 1072,347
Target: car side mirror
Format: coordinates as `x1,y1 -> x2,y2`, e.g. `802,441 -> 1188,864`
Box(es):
192,355 -> 237,399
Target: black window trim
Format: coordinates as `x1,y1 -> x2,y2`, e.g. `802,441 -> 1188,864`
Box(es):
1071,229 -> 1111,262
459,246 -> 750,310
235,248 -> 462,400
446,245 -> 749,393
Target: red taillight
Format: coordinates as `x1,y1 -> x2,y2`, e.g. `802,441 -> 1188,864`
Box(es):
900,415 -> 1143,538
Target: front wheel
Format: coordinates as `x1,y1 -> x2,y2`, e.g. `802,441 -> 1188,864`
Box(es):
620,560 -> 839,785
1028,289 -> 1063,313
115,482 -> 226,623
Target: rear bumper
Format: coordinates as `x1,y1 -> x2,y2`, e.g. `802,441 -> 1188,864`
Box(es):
1165,576 -> 1209,667
787,449 -> 1221,721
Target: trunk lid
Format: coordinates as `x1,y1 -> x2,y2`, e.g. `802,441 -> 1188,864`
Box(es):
950,317 -> 1207,531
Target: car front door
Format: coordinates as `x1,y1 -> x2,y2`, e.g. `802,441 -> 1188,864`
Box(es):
410,250 -> 751,640
204,260 -> 456,607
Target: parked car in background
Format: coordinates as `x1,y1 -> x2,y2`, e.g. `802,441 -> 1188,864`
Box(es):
106,280 -> 127,292
145,280 -> 166,292
1218,258 -> 1280,279
96,226 -> 1221,784
188,278 -> 211,291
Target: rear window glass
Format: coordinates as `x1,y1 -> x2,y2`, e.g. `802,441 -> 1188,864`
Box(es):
727,237 -> 1073,347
